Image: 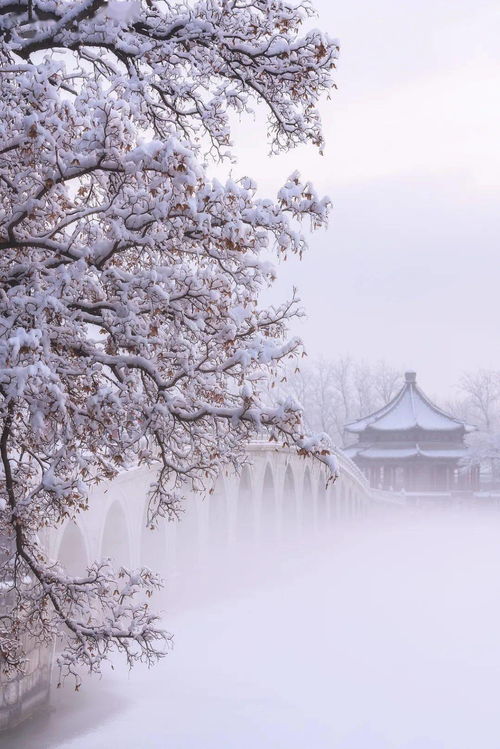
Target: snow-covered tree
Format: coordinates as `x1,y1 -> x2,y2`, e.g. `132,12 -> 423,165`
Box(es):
458,370 -> 500,433
451,369 -> 500,487
0,0 -> 338,682
461,429 -> 500,488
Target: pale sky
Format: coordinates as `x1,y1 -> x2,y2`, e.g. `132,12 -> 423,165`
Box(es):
226,0 -> 500,399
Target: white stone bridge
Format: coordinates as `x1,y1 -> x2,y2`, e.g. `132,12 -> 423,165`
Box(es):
47,442 -> 382,581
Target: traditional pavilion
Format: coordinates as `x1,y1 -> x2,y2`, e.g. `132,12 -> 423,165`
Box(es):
343,371 -> 478,493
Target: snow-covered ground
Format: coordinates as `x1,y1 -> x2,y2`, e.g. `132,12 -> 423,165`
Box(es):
6,509 -> 500,749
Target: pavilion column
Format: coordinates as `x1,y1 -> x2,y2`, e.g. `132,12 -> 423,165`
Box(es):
369,467 -> 375,488
371,466 -> 380,489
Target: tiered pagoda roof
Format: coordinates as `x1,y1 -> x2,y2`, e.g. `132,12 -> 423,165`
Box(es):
344,371 -> 475,463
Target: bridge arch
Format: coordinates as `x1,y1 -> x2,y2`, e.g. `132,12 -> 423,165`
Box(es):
176,493 -> 199,571
209,476 -> 228,548
282,463 -> 297,537
101,501 -> 131,568
236,465 -> 254,541
260,463 -> 276,540
57,521 -> 88,576
316,474 -> 327,528
302,467 -> 314,531
328,482 -> 338,524
140,501 -> 168,572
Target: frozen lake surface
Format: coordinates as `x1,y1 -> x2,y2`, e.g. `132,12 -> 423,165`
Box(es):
5,511 -> 500,749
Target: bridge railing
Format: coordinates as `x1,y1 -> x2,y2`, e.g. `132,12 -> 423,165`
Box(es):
247,439 -> 372,494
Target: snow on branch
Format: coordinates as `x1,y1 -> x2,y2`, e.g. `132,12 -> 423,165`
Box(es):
0,0 -> 337,682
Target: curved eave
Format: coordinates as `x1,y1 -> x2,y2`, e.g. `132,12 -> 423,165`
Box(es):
363,422 -> 466,434
345,446 -> 468,461
345,381 -> 476,435
347,421 -> 470,435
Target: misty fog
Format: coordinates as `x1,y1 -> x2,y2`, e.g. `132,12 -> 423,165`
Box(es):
1,0 -> 499,745
6,505 -> 500,749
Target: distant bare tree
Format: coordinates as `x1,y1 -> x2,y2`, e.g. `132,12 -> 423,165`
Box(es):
449,369 -> 500,487
462,430 -> 500,488
372,361 -> 403,404
442,396 -> 476,427
352,362 -> 374,418
285,357 -> 402,445
458,370 -> 500,432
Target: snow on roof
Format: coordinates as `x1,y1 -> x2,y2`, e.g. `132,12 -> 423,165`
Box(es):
345,371 -> 475,434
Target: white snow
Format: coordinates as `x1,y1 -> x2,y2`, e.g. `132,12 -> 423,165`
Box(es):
7,511 -> 500,749
347,380 -> 467,433
103,0 -> 142,26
